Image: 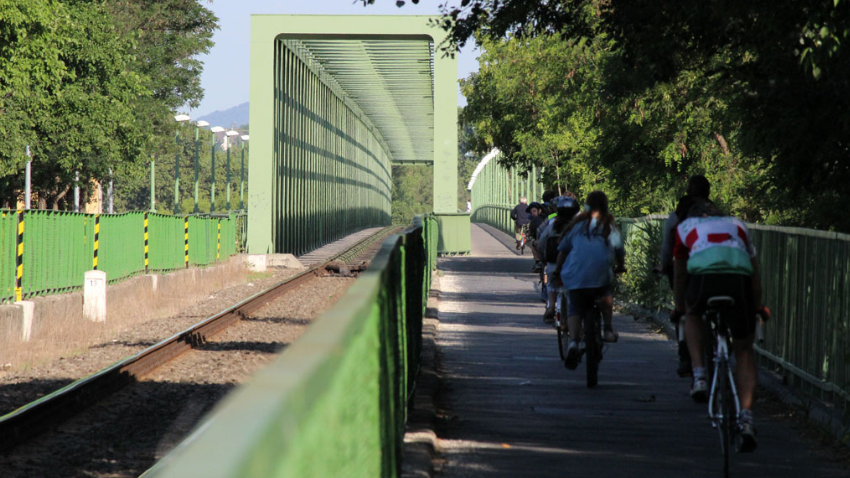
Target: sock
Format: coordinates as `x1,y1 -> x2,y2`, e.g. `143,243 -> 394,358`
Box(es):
739,409 -> 754,424
692,366 -> 707,380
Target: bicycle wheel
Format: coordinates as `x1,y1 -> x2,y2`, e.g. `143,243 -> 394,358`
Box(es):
557,326 -> 566,360
556,294 -> 568,360
584,307 -> 601,388
715,357 -> 732,478
521,239 -> 526,255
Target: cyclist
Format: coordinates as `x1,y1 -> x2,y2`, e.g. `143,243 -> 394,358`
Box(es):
660,175 -> 712,377
672,199 -> 764,452
527,202 -> 546,272
539,195 -> 581,322
553,191 -> 625,369
510,197 -> 530,250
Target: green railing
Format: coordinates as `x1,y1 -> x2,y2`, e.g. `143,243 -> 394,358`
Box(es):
468,149 -> 543,238
470,204 -> 514,237
4,210 -> 240,302
144,215 -> 439,478
618,216 -> 850,412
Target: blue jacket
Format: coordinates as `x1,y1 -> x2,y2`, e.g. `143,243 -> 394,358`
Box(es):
558,218 -> 625,290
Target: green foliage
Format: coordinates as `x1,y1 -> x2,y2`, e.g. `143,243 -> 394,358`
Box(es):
617,220 -> 673,311
380,0 -> 850,231
392,165 -> 433,225
0,0 -> 217,211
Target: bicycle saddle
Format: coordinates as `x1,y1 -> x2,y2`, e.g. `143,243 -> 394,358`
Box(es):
707,296 -> 735,308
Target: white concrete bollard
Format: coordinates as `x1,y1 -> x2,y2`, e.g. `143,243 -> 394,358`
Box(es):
14,301 -> 34,341
147,274 -> 159,292
83,270 -> 107,322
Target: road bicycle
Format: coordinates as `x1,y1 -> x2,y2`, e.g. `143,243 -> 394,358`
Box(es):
554,288 -> 568,360
519,227 -> 527,255
704,296 -> 755,478
555,289 -> 605,388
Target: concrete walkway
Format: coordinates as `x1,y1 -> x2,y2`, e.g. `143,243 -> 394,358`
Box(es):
433,224 -> 847,477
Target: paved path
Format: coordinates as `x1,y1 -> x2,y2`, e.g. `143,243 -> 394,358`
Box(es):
434,224 -> 847,477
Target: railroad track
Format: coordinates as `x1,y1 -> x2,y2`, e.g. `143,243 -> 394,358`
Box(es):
0,226 -> 401,451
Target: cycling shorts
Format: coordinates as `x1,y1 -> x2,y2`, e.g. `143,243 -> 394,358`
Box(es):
686,273 -> 755,340
568,287 -> 611,317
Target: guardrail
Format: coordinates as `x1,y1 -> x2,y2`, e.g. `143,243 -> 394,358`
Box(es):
470,204 -> 514,237
144,215 -> 439,478
618,216 -> 850,412
0,210 -> 240,302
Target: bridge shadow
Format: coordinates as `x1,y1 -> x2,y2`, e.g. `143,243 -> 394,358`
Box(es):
0,379 -> 236,478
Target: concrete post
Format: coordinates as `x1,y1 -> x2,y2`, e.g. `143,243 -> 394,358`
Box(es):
83,270 -> 107,322
14,300 -> 34,342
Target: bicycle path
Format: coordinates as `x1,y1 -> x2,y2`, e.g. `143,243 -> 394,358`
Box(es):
433,223 -> 847,477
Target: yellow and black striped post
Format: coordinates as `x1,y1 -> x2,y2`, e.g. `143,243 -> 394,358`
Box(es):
93,214 -> 100,270
144,212 -> 149,273
14,210 -> 24,302
216,220 -> 221,261
183,216 -> 189,269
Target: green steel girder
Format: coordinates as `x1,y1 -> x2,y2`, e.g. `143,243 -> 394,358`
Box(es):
467,150 -> 545,236
248,15 -> 462,254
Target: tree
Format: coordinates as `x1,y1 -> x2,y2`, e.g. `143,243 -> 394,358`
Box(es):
0,0 -> 149,208
374,0 -> 850,230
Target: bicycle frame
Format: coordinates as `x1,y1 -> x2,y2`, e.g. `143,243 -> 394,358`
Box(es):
707,329 -> 741,424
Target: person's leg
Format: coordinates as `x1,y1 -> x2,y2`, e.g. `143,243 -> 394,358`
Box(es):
685,313 -> 709,401
530,240 -> 542,262
515,225 -> 522,247
599,293 -> 618,342
564,290 -> 585,369
733,337 -> 757,411
733,336 -> 758,451
685,314 -> 705,369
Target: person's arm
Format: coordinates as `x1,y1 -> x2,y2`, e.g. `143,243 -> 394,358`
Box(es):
510,206 -> 518,221
610,228 -> 626,271
659,212 -> 678,271
674,258 -> 689,313
672,227 -> 690,312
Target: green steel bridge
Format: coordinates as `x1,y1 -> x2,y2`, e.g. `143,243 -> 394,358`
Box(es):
246,15 -> 470,257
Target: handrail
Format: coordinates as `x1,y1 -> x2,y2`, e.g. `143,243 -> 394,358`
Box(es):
143,215 -> 438,477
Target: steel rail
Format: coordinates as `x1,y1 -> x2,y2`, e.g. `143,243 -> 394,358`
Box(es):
0,226 -> 398,451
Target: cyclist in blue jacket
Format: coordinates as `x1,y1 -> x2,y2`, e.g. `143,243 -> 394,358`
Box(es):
552,191 -> 625,370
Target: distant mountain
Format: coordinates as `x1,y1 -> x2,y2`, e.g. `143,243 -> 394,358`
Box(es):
196,102 -> 249,128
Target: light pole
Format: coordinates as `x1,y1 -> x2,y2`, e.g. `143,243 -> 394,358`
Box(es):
150,154 -> 156,212
24,145 -> 31,210
225,130 -> 239,212
210,126 -> 225,212
174,114 -> 191,214
240,135 -> 249,211
194,120 -> 209,213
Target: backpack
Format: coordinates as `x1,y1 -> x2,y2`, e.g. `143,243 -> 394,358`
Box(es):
544,231 -> 562,263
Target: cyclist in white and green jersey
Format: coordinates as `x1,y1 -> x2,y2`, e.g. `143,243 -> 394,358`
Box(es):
672,200 -> 768,452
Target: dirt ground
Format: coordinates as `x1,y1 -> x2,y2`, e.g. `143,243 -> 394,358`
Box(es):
0,268 -> 301,417
0,275 -> 354,478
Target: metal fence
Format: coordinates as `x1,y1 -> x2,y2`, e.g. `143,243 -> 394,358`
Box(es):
2,210 -> 240,302
618,216 -> 850,412
468,150 -> 544,236
144,215 -> 439,478
247,38 -> 393,256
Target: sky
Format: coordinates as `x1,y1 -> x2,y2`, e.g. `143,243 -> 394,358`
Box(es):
189,0 -> 479,119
